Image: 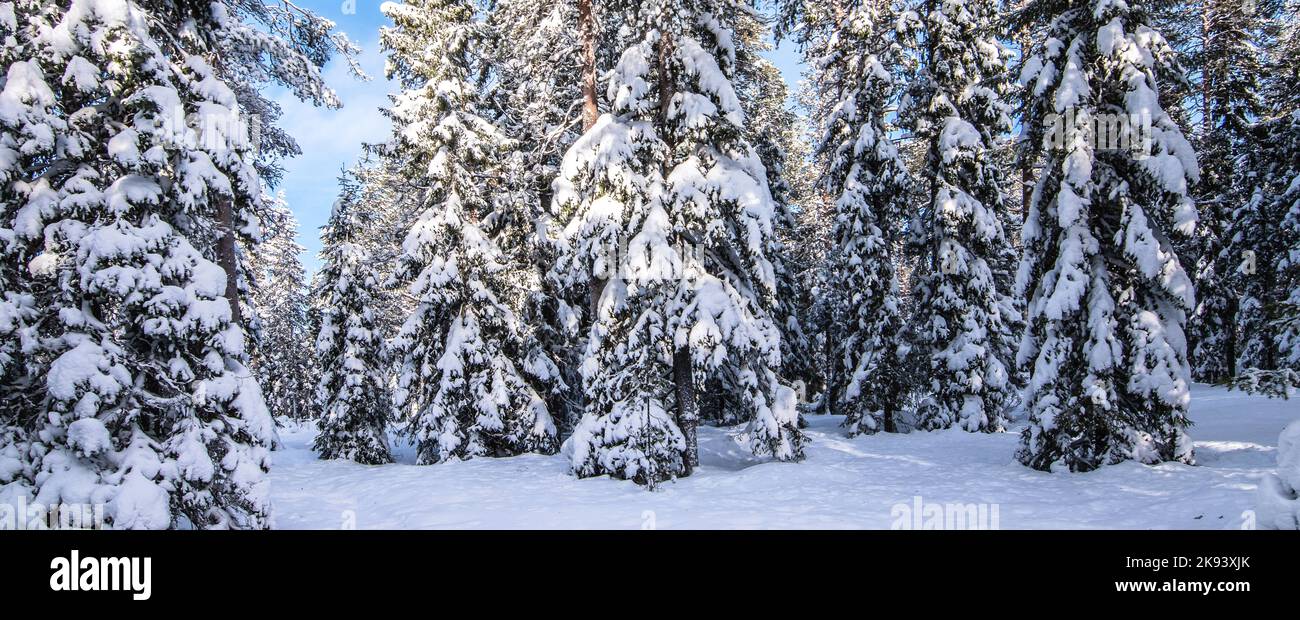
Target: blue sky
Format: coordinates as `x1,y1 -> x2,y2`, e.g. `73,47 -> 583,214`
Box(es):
273,1 -> 805,272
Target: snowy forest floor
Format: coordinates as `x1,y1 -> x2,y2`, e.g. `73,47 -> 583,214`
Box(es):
269,384 -> 1298,529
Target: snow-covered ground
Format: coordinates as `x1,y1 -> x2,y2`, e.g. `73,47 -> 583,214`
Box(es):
269,384 -> 1299,529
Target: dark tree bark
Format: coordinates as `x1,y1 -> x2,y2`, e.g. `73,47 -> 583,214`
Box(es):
216,197 -> 243,327
578,0 -> 599,132
674,347 -> 698,473
824,330 -> 838,415
579,0 -> 605,316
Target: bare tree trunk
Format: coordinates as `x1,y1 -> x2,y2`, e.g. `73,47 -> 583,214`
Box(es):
216,197 -> 243,327
1022,165 -> 1033,223
1013,26 -> 1035,223
674,348 -> 697,474
824,332 -> 838,415
578,0 -> 605,317
1201,9 -> 1213,137
578,0 -> 599,132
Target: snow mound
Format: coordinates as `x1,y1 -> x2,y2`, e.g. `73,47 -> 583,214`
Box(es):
1256,420 -> 1300,529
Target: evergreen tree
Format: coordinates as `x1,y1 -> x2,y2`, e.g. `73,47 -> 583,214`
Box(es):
1186,0 -> 1265,382
1276,114 -> 1300,371
781,22 -> 840,413
250,195 -> 316,420
487,0 -> 588,434
734,10 -> 818,402
810,0 -> 915,435
1016,0 -> 1200,471
1221,115 -> 1299,377
1218,0 -> 1300,384
350,154 -> 418,340
900,0 -> 1018,432
0,0 -> 303,527
557,0 -> 803,486
312,172 -> 393,464
381,0 -> 558,464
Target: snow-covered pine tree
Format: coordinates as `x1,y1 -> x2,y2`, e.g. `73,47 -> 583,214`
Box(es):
486,0 -> 589,433
312,171 -> 393,464
1236,111 -> 1300,375
348,154 -> 417,340
780,128 -> 834,410
381,0 -> 558,464
0,0 -> 40,429
778,5 -> 842,415
1219,0 -> 1300,384
556,0 -> 804,486
488,0 -> 585,204
806,0 -> 915,435
0,0 -> 36,484
899,0 -> 1017,432
1185,0 -> 1265,382
1276,116 -> 1300,373
1016,0 -> 1200,471
551,27 -> 686,484
0,0 -> 303,528
733,10 -> 818,405
250,194 -> 316,420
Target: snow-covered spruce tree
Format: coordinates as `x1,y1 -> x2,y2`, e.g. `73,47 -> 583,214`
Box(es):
1185,0 -> 1265,382
348,154 -> 418,339
1277,123 -> 1300,373
0,0 -> 39,430
147,2 -> 364,379
556,0 -> 803,485
1016,0 -> 1200,471
486,0 -> 589,433
733,10 -> 818,404
381,0 -> 558,464
1244,107 -> 1300,375
899,0 -> 1017,432
806,0 -> 915,435
311,171 -> 393,464
552,44 -> 687,484
488,0 -> 585,202
1217,0 -> 1300,385
0,0 -> 300,528
249,194 -> 316,420
778,5 -> 841,415
781,128 -> 835,408
1216,115 -> 1300,378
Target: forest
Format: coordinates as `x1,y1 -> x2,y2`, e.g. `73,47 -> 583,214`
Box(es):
0,0 -> 1298,529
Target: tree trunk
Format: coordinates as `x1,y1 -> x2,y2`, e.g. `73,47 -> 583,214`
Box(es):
1200,9 -> 1213,137
578,0 -> 599,131
674,347 -> 698,474
578,0 -> 605,317
1015,27 -> 1035,223
1021,164 -> 1033,223
824,331 -> 838,415
216,197 -> 243,327
1224,296 -> 1238,381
